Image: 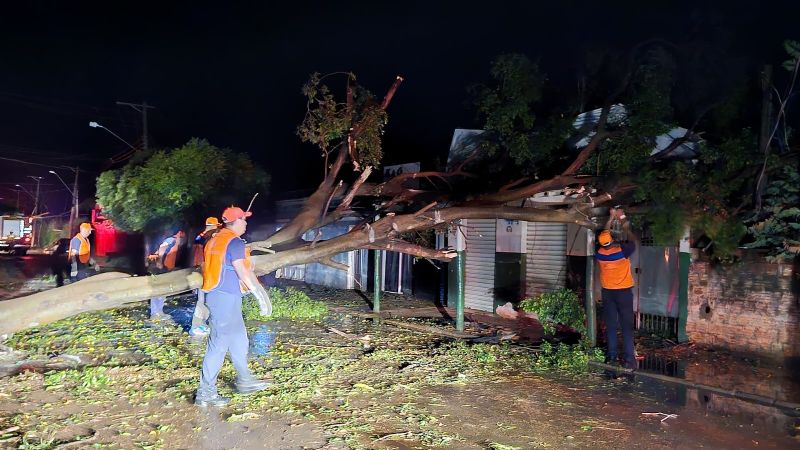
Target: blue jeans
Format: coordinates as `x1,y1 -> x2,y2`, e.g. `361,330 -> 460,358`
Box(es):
602,287 -> 636,369
198,290 -> 254,397
71,265 -> 90,282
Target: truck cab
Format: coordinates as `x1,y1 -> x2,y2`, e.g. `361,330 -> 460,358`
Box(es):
0,215 -> 33,255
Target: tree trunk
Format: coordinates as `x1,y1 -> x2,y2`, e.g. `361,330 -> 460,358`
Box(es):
0,271 -> 202,337
0,73 -> 616,339
0,204 -> 597,337
755,64 -> 773,211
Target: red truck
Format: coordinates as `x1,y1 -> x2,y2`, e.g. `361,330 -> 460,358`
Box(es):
0,215 -> 33,255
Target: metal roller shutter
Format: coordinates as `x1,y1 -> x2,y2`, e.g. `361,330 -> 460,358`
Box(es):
525,222 -> 567,298
464,219 -> 496,312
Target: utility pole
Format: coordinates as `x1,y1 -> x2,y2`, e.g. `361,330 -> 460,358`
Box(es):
49,168 -> 80,235
27,176 -> 42,247
72,167 -> 79,234
116,101 -> 155,149
27,176 -> 42,215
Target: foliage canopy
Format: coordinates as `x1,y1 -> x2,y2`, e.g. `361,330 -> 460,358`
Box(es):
96,138 -> 269,232
472,42 -> 799,261
297,72 -> 388,169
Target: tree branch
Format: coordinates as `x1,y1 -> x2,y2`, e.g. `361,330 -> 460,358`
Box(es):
474,175 -> 593,204
380,76 -> 405,110
756,57 -> 800,210
368,240 -> 458,261
267,75 -> 405,247
317,257 -> 349,272
266,146 -> 348,247
337,166 -> 373,211
499,177 -> 530,192
562,39 -> 678,176
562,105 -> 611,176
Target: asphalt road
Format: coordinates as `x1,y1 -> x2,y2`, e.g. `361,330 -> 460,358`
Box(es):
0,253 -> 54,281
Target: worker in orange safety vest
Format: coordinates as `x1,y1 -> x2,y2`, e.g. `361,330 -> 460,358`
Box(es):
147,230 -> 186,320
595,207 -> 637,370
68,223 -> 99,281
195,206 -> 272,407
189,217 -> 221,337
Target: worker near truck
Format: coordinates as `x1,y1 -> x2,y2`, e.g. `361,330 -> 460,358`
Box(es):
68,223 -> 99,281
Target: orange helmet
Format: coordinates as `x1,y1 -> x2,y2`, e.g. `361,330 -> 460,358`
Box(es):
205,217 -> 219,226
598,230 -> 613,247
79,223 -> 92,232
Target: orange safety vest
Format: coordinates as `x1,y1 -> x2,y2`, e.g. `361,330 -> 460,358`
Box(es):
192,228 -> 218,267
68,234 -> 90,264
159,234 -> 183,270
201,228 -> 252,293
596,244 -> 634,289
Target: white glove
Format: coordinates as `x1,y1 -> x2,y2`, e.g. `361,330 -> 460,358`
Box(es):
251,286 -> 272,317
70,262 -> 78,278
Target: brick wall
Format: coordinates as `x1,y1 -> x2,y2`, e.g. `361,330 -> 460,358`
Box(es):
686,252 -> 800,358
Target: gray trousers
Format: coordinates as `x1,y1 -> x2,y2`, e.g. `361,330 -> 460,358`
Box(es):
198,290 -> 254,397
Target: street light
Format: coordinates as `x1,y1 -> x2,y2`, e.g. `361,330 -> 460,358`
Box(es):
89,121 -> 136,150
49,170 -> 78,236
14,184 -> 32,212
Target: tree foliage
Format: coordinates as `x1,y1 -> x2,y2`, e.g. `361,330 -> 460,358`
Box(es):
471,43 -> 797,261
746,164 -> 800,261
297,72 -> 388,169
520,288 -> 585,336
95,138 -> 270,232
471,54 -> 543,165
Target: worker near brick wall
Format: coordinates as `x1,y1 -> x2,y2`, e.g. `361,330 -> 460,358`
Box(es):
596,207 -> 637,370
195,206 -> 272,407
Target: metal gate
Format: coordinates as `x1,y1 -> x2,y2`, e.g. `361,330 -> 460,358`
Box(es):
464,219 -> 496,312
525,223 -> 567,298
636,243 -> 680,338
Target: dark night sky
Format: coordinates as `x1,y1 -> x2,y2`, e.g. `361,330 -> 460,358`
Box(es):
0,1 -> 797,214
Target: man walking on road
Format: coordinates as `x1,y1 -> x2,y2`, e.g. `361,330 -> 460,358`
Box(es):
195,206 -> 272,407
596,207 -> 637,370
68,223 -> 99,281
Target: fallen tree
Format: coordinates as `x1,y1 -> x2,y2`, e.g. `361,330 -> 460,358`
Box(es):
1,64 -> 649,337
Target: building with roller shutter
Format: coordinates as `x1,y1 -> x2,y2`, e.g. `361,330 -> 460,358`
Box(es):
444,129 -> 576,312
445,121 -> 700,331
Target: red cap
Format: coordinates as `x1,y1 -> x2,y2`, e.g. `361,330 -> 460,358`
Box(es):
222,206 -> 252,223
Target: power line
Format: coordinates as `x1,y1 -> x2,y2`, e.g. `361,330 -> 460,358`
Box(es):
0,155 -> 77,170
0,147 -> 100,163
0,92 -> 134,126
